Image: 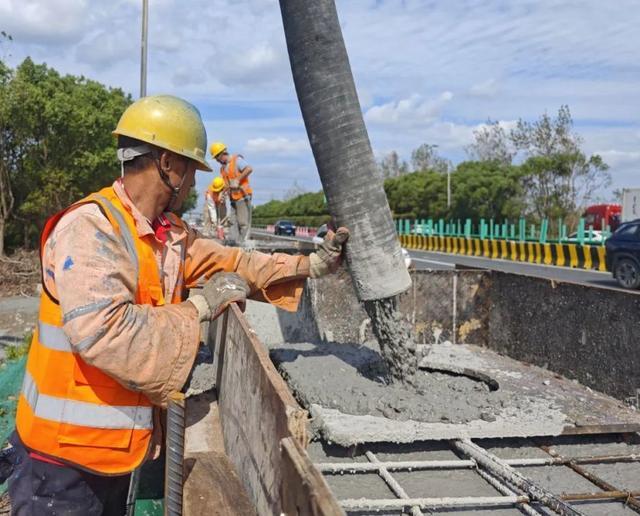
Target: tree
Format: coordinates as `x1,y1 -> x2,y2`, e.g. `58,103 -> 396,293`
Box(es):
466,121 -> 513,165
379,150 -> 409,178
411,143 -> 450,173
0,57 -> 131,252
510,105 -> 610,227
449,161 -> 525,221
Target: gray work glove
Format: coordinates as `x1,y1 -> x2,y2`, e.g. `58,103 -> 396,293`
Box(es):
229,178 -> 240,189
309,227 -> 350,278
189,272 -> 251,322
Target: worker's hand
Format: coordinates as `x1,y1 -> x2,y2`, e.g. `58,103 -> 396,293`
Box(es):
189,272 -> 250,321
309,227 -> 350,278
229,178 -> 240,189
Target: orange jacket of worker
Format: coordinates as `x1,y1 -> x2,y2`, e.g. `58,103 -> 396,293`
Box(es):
12,96 -> 347,487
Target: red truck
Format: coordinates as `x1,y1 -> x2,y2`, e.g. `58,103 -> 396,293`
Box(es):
583,204 -> 622,231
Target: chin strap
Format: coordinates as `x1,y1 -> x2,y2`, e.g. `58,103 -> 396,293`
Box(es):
154,157 -> 189,212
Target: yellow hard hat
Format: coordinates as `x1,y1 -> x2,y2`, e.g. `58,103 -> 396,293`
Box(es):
211,176 -> 225,193
113,95 -> 212,171
210,141 -> 227,159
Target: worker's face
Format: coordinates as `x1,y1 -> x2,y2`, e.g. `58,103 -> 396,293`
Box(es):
215,152 -> 229,165
159,151 -> 197,211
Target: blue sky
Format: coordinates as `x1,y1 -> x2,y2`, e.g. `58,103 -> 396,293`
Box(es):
1,0 -> 639,210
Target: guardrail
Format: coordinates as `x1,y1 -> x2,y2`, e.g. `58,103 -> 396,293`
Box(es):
399,234 -> 607,272
395,217 -> 611,246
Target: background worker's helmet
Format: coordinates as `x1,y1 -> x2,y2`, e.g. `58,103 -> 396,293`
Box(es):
211,176 -> 225,192
210,141 -> 227,159
113,95 -> 212,171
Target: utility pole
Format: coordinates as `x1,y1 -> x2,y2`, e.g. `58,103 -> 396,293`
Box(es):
140,0 -> 148,98
447,168 -> 451,208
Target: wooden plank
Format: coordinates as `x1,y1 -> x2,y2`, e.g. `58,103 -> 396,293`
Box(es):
183,452 -> 257,516
280,437 -> 345,516
217,304 -> 309,515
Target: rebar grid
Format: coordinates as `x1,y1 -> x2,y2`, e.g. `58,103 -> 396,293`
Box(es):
365,451 -> 424,516
317,437 -> 640,515
538,444 -> 640,514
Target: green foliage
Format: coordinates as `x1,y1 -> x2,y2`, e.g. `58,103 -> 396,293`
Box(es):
6,331 -> 32,361
0,57 -> 132,251
253,191 -> 329,226
449,161 -> 526,220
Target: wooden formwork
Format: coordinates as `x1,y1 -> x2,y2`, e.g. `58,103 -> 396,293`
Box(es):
210,304 -> 343,515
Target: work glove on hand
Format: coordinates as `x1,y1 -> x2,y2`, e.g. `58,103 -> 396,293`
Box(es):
189,272 -> 251,322
309,227 -> 350,278
229,178 -> 240,189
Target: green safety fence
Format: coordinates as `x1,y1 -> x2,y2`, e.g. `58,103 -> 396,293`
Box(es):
395,217 -> 610,246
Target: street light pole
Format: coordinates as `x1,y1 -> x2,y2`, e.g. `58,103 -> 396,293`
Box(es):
447,168 -> 451,208
140,0 -> 148,98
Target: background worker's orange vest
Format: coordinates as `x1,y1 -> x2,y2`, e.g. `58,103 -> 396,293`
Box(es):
221,154 -> 252,201
16,186 -> 182,475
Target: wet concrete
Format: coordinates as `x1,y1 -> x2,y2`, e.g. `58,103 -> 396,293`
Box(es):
363,297 -> 418,381
271,340 -> 504,425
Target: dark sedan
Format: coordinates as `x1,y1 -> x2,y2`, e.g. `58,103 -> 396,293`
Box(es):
274,220 -> 297,236
605,219 -> 640,289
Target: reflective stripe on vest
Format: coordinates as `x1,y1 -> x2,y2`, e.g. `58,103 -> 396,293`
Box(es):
221,154 -> 252,201
16,186 -> 165,475
21,371 -> 152,430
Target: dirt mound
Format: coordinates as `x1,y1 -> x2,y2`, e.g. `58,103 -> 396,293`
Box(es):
0,250 -> 39,297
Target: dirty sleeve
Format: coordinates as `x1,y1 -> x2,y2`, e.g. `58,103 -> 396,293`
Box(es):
44,205 -> 200,408
183,227 -> 310,312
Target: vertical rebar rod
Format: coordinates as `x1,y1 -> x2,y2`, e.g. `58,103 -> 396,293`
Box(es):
165,392 -> 185,516
365,451 -> 424,516
140,0 -> 148,98
126,467 -> 141,516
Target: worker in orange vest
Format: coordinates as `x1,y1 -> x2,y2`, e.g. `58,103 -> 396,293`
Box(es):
7,95 -> 349,515
204,176 -> 228,237
209,142 -> 253,242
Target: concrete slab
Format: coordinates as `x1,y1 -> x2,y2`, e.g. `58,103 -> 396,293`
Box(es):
300,342 -> 640,446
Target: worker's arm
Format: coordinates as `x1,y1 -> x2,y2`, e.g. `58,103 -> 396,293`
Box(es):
183,226 -> 310,311
236,165 -> 253,182
45,206 -> 200,408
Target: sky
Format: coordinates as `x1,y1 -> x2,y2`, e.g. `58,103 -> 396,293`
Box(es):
1,0 -> 639,210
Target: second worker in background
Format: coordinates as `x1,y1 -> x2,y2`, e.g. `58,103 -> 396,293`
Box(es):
210,142 -> 253,243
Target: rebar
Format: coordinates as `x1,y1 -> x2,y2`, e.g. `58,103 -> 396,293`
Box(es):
452,439 -> 584,516
475,468 -> 542,516
340,495 -> 529,511
316,452 -> 640,474
540,445 -> 640,514
365,451 -> 424,516
165,392 -> 185,516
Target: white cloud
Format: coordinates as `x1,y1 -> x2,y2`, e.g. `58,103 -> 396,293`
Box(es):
469,78 -> 499,98
0,0 -> 89,44
365,92 -> 453,125
596,150 -> 640,168
245,137 -> 309,156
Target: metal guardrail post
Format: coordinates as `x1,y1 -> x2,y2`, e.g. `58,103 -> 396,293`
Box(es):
165,392 -> 186,516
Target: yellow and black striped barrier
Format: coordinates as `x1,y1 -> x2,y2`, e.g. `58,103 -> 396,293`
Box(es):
398,235 -> 607,272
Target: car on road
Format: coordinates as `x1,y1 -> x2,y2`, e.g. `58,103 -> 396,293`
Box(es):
605,219 -> 640,289
274,220 -> 296,236
565,230 -> 605,244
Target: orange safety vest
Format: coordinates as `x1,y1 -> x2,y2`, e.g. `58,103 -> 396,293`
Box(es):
220,154 -> 252,201
16,186 -> 183,475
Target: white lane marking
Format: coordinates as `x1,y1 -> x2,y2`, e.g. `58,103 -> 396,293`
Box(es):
410,257 -> 455,268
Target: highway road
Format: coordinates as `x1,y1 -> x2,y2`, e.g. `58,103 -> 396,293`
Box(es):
251,229 -> 636,294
